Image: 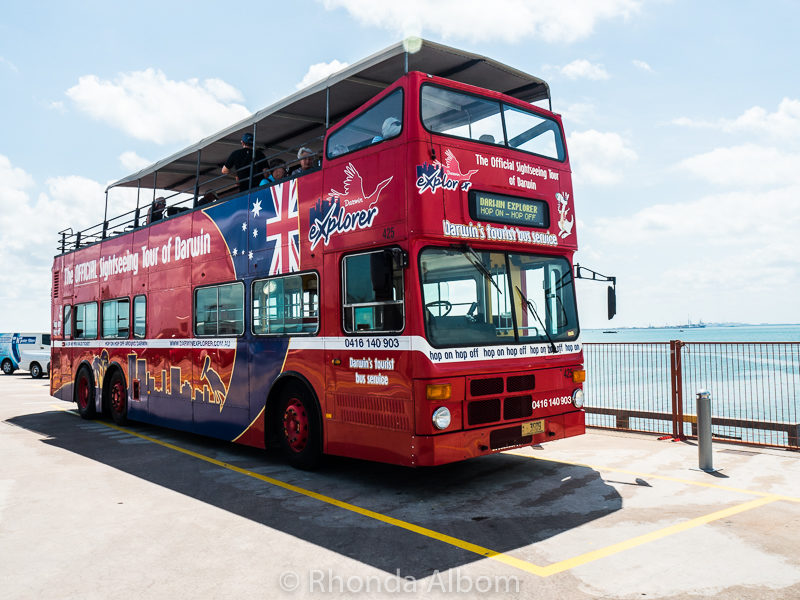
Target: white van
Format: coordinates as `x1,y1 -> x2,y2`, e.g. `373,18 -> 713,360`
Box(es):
0,333 -> 51,378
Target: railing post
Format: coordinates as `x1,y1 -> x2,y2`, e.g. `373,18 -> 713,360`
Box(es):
670,340 -> 685,439
789,424 -> 800,449
696,389 -> 714,472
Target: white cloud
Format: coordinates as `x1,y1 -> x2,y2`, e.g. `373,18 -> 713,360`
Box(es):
590,186 -> 800,245
0,158 -> 110,330
0,155 -> 35,192
567,129 -> 637,185
677,144 -> 800,187
66,69 -> 251,145
296,60 -> 350,90
561,102 -> 597,125
560,59 -> 610,80
0,56 -> 18,72
320,0 -> 641,43
578,184 -> 800,326
673,98 -> 800,140
202,78 -> 245,103
119,151 -> 151,172
632,59 -> 653,72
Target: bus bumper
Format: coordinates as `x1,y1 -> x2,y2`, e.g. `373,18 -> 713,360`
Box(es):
412,409 -> 585,467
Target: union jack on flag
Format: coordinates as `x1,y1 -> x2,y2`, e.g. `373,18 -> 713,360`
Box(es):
265,179 -> 300,275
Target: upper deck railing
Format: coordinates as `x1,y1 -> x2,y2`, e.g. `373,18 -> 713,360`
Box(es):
56,139 -> 322,255
55,40 -> 553,257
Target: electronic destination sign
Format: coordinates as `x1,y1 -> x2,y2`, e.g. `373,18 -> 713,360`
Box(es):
468,190 -> 549,228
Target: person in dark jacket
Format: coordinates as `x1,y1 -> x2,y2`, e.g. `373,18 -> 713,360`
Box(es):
222,133 -> 266,192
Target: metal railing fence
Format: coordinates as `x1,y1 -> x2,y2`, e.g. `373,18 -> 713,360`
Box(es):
583,341 -> 800,450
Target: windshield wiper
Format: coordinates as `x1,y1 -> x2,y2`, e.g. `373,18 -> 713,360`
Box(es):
515,285 -> 557,354
450,244 -> 502,294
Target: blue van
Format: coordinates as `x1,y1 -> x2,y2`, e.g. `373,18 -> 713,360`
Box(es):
0,333 -> 51,378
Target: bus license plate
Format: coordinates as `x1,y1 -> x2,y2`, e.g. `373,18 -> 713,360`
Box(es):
521,420 -> 545,436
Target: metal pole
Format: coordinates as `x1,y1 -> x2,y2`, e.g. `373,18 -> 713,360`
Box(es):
194,150 -> 201,206
248,123 -> 257,192
103,190 -> 109,238
697,389 -> 714,472
325,87 -> 330,129
135,180 -> 141,224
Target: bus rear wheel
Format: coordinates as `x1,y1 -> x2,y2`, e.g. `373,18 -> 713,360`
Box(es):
1,359 -> 14,375
277,382 -> 322,470
75,368 -> 96,419
108,371 -> 128,425
30,362 -> 43,379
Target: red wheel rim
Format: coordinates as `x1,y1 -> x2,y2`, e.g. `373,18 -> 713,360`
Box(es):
282,399 -> 309,452
110,380 -> 125,415
77,376 -> 90,410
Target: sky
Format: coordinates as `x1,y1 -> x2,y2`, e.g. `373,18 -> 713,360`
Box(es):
1,0 -> 798,332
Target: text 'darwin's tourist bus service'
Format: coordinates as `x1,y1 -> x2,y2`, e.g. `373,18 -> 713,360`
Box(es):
50,40 -> 614,468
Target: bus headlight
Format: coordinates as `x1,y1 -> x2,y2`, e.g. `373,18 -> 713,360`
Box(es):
432,407 -> 451,430
572,388 -> 585,409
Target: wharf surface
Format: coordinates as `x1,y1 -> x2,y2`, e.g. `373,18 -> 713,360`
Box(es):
1,373 -> 799,599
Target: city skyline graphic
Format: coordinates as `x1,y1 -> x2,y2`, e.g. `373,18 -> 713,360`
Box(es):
126,352 -> 229,411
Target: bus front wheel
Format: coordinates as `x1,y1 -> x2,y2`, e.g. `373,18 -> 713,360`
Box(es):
107,370 -> 128,425
75,368 -> 96,419
276,382 -> 322,470
1,359 -> 14,375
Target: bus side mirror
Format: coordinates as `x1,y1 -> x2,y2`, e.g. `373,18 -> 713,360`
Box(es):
607,285 -> 616,320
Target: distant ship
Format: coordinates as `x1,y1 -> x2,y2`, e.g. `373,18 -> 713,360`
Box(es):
679,318 -> 706,329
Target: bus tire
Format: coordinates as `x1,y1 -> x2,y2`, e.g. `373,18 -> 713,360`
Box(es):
107,370 -> 128,425
30,362 -> 43,379
1,359 -> 14,375
75,367 -> 96,420
276,381 -> 322,470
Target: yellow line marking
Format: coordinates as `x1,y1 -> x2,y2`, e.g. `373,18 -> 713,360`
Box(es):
538,495 -> 780,576
53,412 -> 546,576
511,453 -> 800,503
51,409 -> 798,576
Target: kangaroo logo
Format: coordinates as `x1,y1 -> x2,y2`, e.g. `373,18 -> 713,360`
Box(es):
200,355 -> 229,412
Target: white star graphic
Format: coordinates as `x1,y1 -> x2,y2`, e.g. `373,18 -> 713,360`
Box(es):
253,228 -> 258,238
248,250 -> 253,260
242,222 -> 247,231
233,248 -> 238,256
251,199 -> 262,218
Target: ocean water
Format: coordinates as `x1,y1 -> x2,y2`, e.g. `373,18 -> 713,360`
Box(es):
582,324 -> 800,343
579,324 -> 800,447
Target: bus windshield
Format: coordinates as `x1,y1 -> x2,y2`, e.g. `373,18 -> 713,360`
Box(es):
420,84 -> 565,161
420,247 -> 578,347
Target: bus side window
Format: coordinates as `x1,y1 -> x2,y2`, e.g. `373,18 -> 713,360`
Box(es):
63,305 -> 72,339
326,88 -> 403,159
194,282 -> 244,336
133,295 -> 146,339
253,272 -> 319,336
102,298 -> 130,339
342,249 -> 404,334
74,302 -> 98,339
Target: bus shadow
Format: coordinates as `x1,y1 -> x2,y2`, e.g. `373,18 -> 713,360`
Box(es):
9,409 -> 622,578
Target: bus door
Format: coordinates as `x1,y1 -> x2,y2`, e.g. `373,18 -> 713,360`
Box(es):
325,249 -> 413,459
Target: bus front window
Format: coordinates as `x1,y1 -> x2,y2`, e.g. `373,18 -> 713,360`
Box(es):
420,247 -> 578,347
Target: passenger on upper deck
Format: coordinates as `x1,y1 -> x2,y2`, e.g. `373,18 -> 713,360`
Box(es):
371,117 -> 401,143
260,158 -> 287,186
291,147 -> 317,176
148,197 -> 166,223
222,133 -> 266,192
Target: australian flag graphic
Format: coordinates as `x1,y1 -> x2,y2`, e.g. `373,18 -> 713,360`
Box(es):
202,180 -> 300,278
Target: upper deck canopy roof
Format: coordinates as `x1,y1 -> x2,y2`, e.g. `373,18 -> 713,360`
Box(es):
108,39 -> 550,194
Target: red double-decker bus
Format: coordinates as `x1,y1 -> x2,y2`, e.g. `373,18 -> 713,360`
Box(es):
51,40 -> 612,468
